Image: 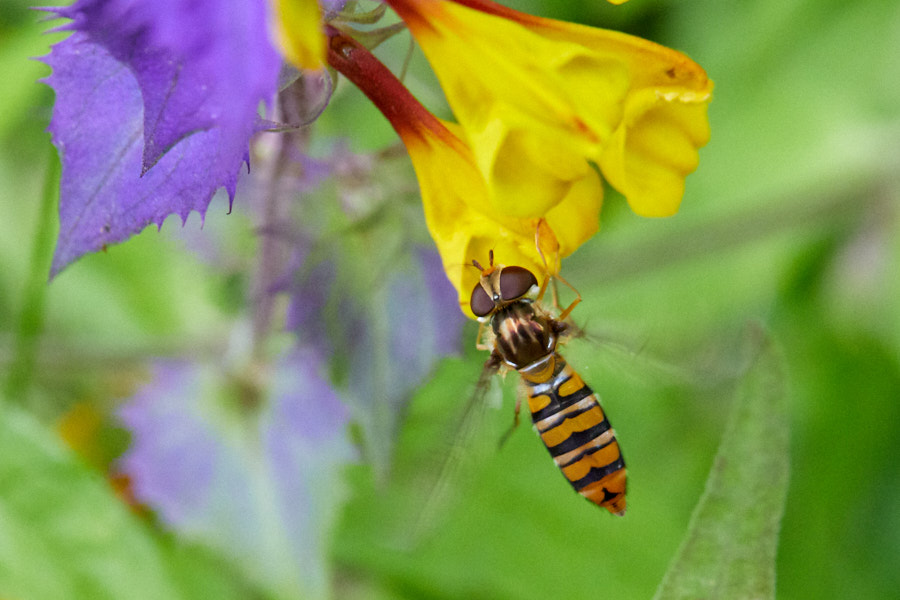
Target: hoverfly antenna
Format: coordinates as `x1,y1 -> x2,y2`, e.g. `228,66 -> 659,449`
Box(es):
471,258 -> 485,272
488,249 -> 494,267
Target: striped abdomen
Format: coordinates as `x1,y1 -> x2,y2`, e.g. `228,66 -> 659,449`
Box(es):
524,354 -> 627,515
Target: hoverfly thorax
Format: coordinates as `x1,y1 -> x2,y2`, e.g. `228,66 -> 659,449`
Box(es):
470,254 -> 555,371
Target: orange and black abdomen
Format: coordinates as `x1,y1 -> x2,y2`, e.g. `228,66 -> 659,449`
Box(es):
524,354 -> 627,515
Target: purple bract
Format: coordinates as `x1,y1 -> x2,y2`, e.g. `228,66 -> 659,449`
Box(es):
42,0 -> 281,275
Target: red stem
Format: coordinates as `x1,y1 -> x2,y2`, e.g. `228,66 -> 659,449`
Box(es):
325,26 -> 452,146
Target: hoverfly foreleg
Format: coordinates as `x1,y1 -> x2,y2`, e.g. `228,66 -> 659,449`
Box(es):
534,218 -> 582,321
534,218 -> 561,274
475,319 -> 493,351
534,218 -> 560,308
478,350 -> 502,386
535,270 -> 550,305
554,272 -> 582,322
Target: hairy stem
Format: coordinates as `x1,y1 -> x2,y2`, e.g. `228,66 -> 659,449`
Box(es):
249,81 -> 315,358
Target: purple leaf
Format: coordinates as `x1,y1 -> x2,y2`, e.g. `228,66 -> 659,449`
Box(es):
286,243 -> 462,405
285,253 -> 337,355
51,0 -> 280,172
43,36 -> 233,275
283,240 -> 463,475
415,246 -> 466,357
343,247 -> 464,473
383,247 -> 465,393
118,350 -> 354,599
42,0 -> 281,275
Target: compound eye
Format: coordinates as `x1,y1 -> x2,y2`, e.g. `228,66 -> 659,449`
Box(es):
470,284 -> 494,317
499,266 -> 538,301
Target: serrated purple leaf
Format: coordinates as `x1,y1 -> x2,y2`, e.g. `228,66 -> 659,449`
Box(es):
50,0 -> 280,173
45,35 -> 235,275
118,350 -> 354,598
42,0 -> 282,275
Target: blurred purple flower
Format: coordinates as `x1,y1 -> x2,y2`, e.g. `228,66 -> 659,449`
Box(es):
340,246 -> 464,472
42,0 -> 281,275
385,247 -> 465,392
117,361 -> 225,526
118,351 -> 354,598
415,246 -> 466,356
285,253 -> 336,354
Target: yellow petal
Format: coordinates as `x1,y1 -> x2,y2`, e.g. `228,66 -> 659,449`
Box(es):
272,0 -> 326,70
326,25 -> 601,317
480,115 -> 586,218
513,15 -> 714,215
405,119 -> 603,318
544,168 -> 603,257
403,123 -> 542,316
389,0 -> 712,219
389,0 -> 629,212
601,96 -> 711,216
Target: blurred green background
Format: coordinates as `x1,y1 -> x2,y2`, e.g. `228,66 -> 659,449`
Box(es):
2,0 -> 899,599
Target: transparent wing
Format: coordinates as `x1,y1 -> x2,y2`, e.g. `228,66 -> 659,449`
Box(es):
533,291 -> 701,391
401,351 -> 507,547
570,324 -> 696,387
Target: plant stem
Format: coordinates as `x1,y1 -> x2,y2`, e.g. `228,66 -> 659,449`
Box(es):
249,79 -> 313,359
4,145 -> 60,404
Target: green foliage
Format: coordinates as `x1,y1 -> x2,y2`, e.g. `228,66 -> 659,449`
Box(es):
654,328 -> 789,600
0,404 -> 247,600
2,0 -> 900,599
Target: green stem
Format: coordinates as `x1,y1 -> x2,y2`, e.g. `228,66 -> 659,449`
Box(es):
4,145 -> 60,404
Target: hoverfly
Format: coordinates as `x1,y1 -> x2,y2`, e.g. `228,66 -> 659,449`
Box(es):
470,250 -> 627,516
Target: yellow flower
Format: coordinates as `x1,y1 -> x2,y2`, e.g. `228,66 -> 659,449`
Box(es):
408,120 -> 604,317
294,0 -> 712,318
385,0 -> 712,217
327,29 -> 600,317
272,0 -> 326,69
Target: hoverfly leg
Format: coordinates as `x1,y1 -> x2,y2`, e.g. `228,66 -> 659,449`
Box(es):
534,218 -> 561,275
533,218 -> 561,308
551,306 -> 591,344
554,272 -> 582,322
533,219 -> 582,321
498,394 -> 521,449
536,271 -> 550,304
477,350 -> 503,389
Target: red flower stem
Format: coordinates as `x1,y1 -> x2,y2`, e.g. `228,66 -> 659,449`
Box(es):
325,26 -> 459,149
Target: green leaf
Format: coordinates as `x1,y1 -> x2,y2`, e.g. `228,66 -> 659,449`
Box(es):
653,326 -> 790,600
0,403 -> 245,600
